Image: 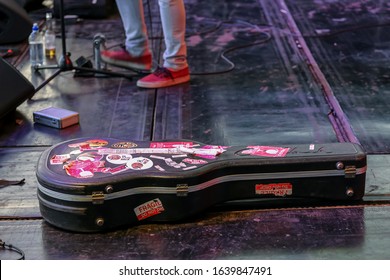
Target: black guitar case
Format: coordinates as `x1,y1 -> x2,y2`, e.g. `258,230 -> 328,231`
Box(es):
36,137 -> 367,232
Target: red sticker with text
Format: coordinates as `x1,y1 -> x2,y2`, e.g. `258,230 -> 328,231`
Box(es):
134,199 -> 165,221
50,154 -> 70,165
255,183 -> 293,197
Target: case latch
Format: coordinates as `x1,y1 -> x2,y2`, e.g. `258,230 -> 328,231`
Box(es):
176,184 -> 189,196
344,166 -> 357,179
92,191 -> 105,204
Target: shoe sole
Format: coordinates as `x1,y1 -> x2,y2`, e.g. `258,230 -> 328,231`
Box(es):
136,75 -> 190,88
101,56 -> 152,72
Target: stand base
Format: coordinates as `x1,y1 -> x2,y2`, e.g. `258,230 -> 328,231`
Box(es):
31,0 -> 136,99
32,52 -> 136,97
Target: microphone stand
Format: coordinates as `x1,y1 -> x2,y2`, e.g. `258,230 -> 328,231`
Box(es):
32,0 -> 133,96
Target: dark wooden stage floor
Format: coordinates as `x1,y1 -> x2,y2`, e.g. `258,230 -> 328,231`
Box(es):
1,0 -> 390,259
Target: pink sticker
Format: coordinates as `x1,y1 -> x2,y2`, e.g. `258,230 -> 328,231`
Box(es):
63,160 -> 105,178
150,142 -> 194,148
182,158 -> 208,165
77,143 -> 93,151
203,145 -> 229,150
109,164 -> 129,174
242,146 -> 290,157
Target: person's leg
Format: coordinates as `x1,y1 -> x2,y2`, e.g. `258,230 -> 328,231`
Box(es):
116,0 -> 150,57
158,0 -> 188,70
101,0 -> 152,70
137,0 -> 190,88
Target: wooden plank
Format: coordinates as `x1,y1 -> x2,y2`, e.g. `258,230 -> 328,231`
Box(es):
285,0 -> 390,153
153,0 -> 337,145
0,147 -> 43,217
1,206 -> 390,259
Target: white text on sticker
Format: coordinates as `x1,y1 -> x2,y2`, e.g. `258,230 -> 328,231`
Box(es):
134,199 -> 165,221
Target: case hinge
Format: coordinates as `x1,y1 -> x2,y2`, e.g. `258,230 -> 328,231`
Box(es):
176,184 -> 189,196
92,191 -> 105,204
344,166 -> 357,179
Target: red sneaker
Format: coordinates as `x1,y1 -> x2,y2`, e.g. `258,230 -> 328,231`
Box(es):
136,67 -> 190,88
101,48 -> 152,71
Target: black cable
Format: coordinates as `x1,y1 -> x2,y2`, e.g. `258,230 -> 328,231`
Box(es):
101,18 -> 273,76
191,19 -> 273,75
186,19 -> 273,75
0,239 -> 25,260
190,35 -> 272,76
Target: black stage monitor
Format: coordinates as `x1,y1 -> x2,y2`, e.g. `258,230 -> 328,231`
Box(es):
0,0 -> 33,44
0,57 -> 35,120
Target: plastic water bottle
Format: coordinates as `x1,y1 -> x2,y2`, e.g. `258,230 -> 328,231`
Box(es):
29,23 -> 44,67
44,13 -> 56,58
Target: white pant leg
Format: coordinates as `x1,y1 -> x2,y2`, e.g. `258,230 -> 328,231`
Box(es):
158,0 -> 188,70
115,0 -> 150,56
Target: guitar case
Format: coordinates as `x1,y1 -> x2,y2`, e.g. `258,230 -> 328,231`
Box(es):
36,137 -> 367,232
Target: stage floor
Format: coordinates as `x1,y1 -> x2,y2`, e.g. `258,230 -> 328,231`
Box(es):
1,0 -> 390,259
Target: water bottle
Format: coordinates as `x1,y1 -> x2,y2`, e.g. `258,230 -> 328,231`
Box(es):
29,23 -> 44,67
44,12 -> 56,58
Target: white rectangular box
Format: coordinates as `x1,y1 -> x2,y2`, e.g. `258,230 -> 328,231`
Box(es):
33,107 -> 79,129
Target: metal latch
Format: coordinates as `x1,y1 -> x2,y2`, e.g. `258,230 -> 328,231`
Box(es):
344,166 -> 357,179
92,191 -> 105,204
176,184 -> 189,196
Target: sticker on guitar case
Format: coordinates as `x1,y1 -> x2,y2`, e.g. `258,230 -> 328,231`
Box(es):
112,142 -> 138,148
106,154 -> 133,164
109,164 -> 129,174
87,139 -> 109,147
150,141 -> 194,148
126,157 -> 153,170
77,152 -> 103,162
155,165 -> 165,172
63,160 -> 106,178
50,154 -> 70,165
255,183 -> 293,197
164,158 -> 186,169
242,146 -> 290,157
134,198 -> 165,221
182,158 -> 208,165
68,139 -> 108,151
